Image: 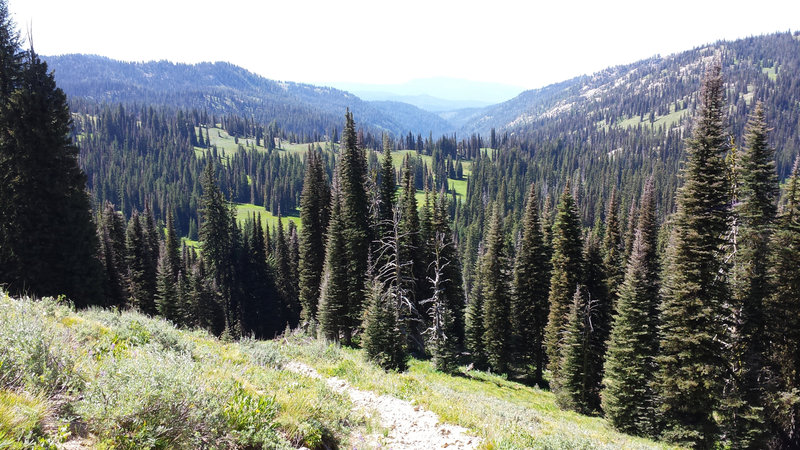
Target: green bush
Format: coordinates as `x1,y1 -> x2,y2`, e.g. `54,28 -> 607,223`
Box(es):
0,294 -> 78,393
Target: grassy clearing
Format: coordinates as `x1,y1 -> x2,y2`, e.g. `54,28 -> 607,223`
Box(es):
762,66 -> 778,81
270,334 -> 679,450
198,126 -> 328,159
0,292 -> 369,449
235,203 -> 302,231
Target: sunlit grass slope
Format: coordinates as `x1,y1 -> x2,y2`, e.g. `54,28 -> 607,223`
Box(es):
269,334 -> 681,450
0,292 -> 370,449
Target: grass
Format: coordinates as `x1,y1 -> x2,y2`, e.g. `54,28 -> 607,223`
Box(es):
269,334 -> 681,450
762,66 -> 777,81
0,389 -> 49,448
198,126 -> 328,158
0,291 -> 680,449
612,106 -> 688,132
235,203 -> 302,231
0,292 -> 370,449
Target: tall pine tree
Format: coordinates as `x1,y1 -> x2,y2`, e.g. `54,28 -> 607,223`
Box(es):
481,205 -> 512,374
545,183 -> 584,387
657,63 -> 730,448
318,173 -> 349,342
602,178 -> 660,436
720,101 -> 776,447
337,110 -> 370,345
0,43 -> 102,305
766,158 -> 800,448
511,183 -> 550,384
298,149 -> 330,326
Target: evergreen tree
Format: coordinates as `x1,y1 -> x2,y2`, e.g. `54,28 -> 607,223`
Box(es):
511,183 -> 550,384
432,192 -> 466,350
602,190 -> 624,305
579,229 -> 608,412
337,110 -> 370,345
199,161 -> 233,335
545,183 -> 584,386
362,274 -> 407,371
766,158 -> 800,448
378,134 -> 396,231
155,245 -> 179,322
98,202 -> 129,308
397,159 -> 426,353
481,205 -> 512,374
155,210 -> 182,322
602,178 -> 660,436
557,285 -> 598,414
466,256 -> 487,369
126,211 -> 156,314
720,101 -> 776,447
657,63 -> 731,448
275,216 -> 299,326
0,45 -> 102,305
318,174 -> 349,342
298,149 -> 330,326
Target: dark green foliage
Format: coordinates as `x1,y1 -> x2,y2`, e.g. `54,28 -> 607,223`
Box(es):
557,285 -> 598,414
431,193 -> 466,351
318,175 -> 349,342
511,183 -> 550,384
362,271 -> 407,371
97,202 -> 129,308
466,259 -> 487,369
424,195 -> 464,373
545,184 -> 584,385
378,135 -> 396,231
396,159 -> 427,353
337,110 -> 370,345
480,205 -> 512,374
602,190 -> 624,305
275,216 -> 299,326
155,210 -> 182,322
720,102 -> 776,448
298,150 -> 330,326
766,160 -> 800,448
657,63 -> 730,448
126,211 -> 156,314
199,162 -> 234,335
578,230 -> 608,412
0,42 -> 102,305
602,178 -> 660,436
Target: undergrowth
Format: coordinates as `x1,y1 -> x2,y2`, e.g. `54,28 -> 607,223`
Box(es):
0,292 -> 366,449
269,333 -> 681,450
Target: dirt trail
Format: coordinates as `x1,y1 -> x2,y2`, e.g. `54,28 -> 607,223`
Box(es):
284,361 -> 480,450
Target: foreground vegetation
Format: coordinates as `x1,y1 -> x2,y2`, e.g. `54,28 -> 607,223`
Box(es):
278,334 -> 676,449
0,292 -> 369,449
0,292 -> 676,449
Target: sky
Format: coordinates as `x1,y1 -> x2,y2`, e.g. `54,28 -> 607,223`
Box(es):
8,0 -> 800,91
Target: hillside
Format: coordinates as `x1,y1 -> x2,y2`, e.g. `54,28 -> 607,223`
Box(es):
44,54 -> 454,137
460,32 -> 800,174
0,292 -> 675,449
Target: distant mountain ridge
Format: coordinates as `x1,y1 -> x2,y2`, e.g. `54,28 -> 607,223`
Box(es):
459,32 -> 800,138
44,54 -> 455,137
44,31 -> 800,166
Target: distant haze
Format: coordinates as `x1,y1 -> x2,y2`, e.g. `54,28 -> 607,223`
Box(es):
330,78 -> 524,111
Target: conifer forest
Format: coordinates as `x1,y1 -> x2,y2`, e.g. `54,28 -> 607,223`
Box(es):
3,0 -> 800,447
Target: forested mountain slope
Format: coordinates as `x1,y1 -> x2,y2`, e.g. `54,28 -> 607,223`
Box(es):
44,54 -> 454,137
462,32 -> 800,176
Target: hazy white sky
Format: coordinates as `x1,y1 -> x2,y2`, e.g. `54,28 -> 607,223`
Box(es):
8,0 -> 800,90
